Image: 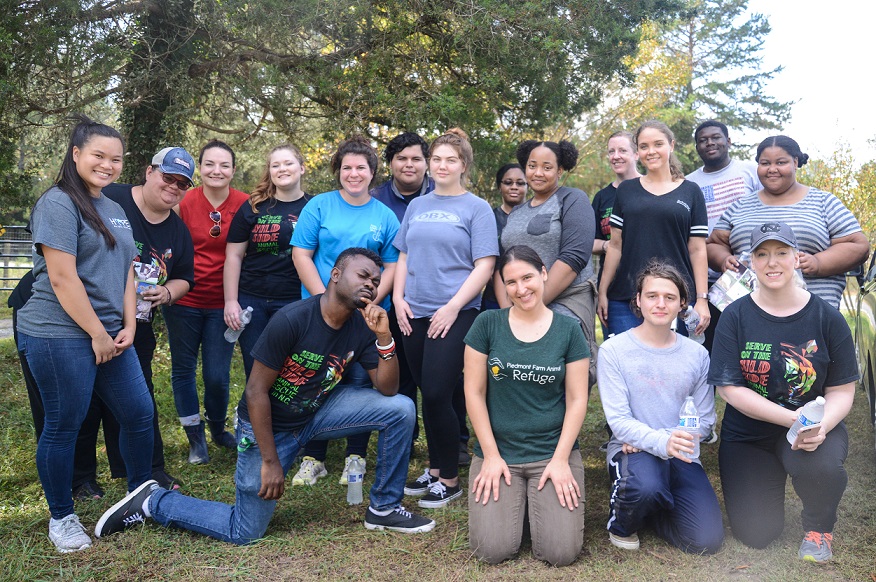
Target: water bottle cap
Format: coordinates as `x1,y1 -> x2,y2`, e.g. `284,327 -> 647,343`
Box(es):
814,396 -> 825,405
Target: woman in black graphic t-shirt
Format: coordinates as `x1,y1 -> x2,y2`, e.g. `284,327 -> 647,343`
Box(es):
224,143 -> 311,379
708,221 -> 856,563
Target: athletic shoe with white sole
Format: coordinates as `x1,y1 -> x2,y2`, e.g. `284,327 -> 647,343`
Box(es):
609,531 -> 640,550
404,468 -> 438,496
339,454 -> 366,485
292,456 -> 328,486
94,479 -> 159,537
364,506 -> 436,533
48,514 -> 92,553
418,481 -> 462,508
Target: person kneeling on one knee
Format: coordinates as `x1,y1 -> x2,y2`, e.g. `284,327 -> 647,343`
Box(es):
94,248 -> 435,543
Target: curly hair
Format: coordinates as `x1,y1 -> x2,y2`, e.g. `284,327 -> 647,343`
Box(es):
515,140 -> 579,171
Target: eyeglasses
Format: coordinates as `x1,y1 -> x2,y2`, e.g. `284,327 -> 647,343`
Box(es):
501,180 -> 527,187
158,170 -> 191,191
209,211 -> 221,238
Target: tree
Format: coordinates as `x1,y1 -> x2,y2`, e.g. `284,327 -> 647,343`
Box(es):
2,0 -> 684,210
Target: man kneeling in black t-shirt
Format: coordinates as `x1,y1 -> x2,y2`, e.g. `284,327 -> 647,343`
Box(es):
95,248 -> 435,543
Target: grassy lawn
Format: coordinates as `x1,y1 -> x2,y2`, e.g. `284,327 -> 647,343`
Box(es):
1,330 -> 874,581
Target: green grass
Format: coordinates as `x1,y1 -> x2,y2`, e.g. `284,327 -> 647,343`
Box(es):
1,334 -> 875,581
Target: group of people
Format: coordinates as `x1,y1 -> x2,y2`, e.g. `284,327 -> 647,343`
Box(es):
12,114 -> 865,569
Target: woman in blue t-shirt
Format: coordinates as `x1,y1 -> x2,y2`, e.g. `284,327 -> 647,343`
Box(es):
224,143 -> 311,379
465,245 -> 589,566
16,116 -> 154,554
290,135 -> 400,487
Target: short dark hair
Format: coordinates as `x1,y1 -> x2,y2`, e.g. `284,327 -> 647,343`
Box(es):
755,135 -> 810,167
631,259 -> 689,317
335,247 -> 383,271
497,245 -> 546,282
384,132 -> 429,164
495,163 -> 523,188
331,135 -> 379,182
516,140 -> 578,171
694,120 -> 729,140
199,139 -> 236,167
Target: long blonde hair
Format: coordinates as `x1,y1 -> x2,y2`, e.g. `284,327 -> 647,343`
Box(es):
635,121 -> 685,181
249,144 -> 306,213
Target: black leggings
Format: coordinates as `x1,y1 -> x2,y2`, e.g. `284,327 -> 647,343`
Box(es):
402,309 -> 478,480
719,423 -> 848,548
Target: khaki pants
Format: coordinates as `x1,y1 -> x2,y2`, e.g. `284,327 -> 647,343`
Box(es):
468,449 -> 585,566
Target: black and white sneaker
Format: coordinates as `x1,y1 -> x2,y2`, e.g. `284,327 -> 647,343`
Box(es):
94,479 -> 159,538
364,506 -> 436,533
702,429 -> 719,445
404,468 -> 439,496
418,481 -> 462,508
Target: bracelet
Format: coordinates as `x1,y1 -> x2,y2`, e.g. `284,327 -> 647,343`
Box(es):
161,284 -> 173,304
696,292 -> 708,300
378,351 -> 397,361
376,338 -> 395,352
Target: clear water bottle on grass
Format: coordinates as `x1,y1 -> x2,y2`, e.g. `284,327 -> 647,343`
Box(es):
677,396 -> 701,460
787,396 -> 825,445
346,455 -> 365,505
681,306 -> 705,344
224,306 -> 253,343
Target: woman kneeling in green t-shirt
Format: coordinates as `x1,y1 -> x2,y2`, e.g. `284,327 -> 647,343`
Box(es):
464,245 -> 590,567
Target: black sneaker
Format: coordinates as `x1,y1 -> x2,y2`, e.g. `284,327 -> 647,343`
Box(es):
364,506 -> 436,533
73,480 -> 105,500
94,479 -> 159,538
458,443 -> 471,466
152,469 -> 182,490
702,429 -> 719,445
404,469 -> 439,496
418,481 -> 462,508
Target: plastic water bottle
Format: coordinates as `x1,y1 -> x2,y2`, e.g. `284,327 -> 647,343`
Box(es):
787,396 -> 826,445
224,306 -> 253,343
677,396 -> 701,460
346,455 -> 365,505
681,306 -> 705,344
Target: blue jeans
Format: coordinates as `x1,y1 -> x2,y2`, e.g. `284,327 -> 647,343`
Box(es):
606,300 -> 642,338
149,385 -> 415,544
607,452 -> 723,554
236,292 -> 296,380
162,304 -> 235,421
302,362 -> 372,460
18,333 -> 154,519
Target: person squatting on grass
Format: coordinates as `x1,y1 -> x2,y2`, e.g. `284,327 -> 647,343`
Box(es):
95,248 -> 435,543
17,116 -> 155,554
465,245 -> 589,566
598,260 -> 723,554
708,222 -> 857,563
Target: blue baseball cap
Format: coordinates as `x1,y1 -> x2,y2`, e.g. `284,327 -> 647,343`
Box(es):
750,221 -> 797,251
151,147 -> 195,186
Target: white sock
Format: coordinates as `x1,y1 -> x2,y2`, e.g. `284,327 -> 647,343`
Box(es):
142,495 -> 153,518
369,506 -> 393,516
180,415 -> 201,427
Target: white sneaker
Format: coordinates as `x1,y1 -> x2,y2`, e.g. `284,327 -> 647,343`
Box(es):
49,514 -> 92,553
609,531 -> 640,550
292,456 -> 328,486
339,454 -> 366,485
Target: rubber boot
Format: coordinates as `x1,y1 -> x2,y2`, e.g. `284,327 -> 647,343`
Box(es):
183,422 -> 210,464
206,417 -> 236,450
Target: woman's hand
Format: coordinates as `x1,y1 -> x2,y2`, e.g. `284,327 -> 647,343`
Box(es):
394,297 -> 413,336
793,424 -> 827,452
597,293 -> 610,328
693,298 -> 711,335
113,327 -> 135,356
797,251 -> 820,276
472,455 -> 511,504
621,443 -> 640,454
722,254 -> 741,273
538,458 -> 581,510
224,300 -> 242,330
666,429 -> 695,463
92,332 -> 117,364
427,303 -> 460,339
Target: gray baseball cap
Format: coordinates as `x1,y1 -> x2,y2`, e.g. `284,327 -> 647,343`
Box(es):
750,221 -> 797,251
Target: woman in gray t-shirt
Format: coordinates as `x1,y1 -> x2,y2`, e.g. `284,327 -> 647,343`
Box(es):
16,116 -> 155,554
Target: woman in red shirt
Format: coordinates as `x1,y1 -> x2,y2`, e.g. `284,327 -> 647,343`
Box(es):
164,140 -> 249,464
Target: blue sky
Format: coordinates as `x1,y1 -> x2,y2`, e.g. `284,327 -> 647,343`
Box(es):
746,0 -> 876,164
